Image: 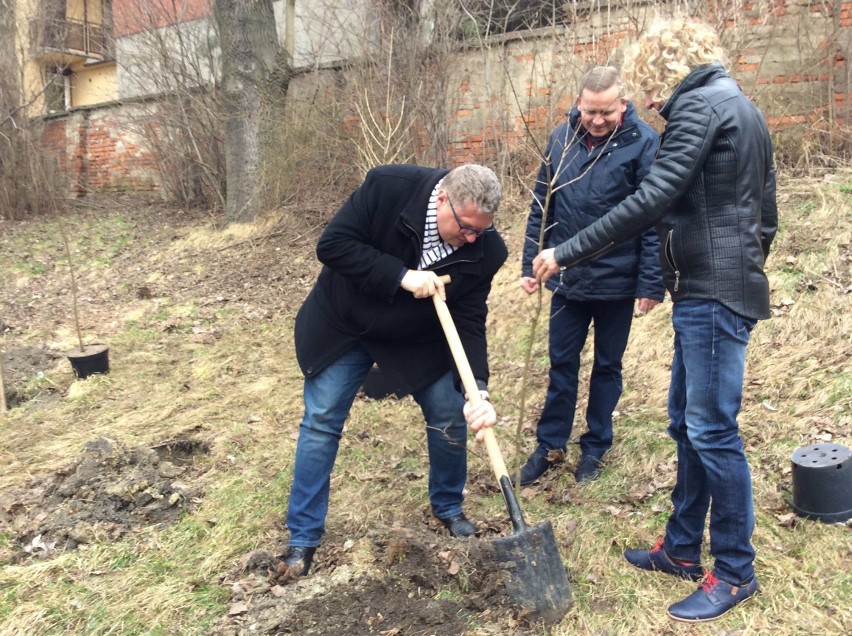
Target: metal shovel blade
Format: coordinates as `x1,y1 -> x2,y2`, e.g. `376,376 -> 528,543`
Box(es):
491,518 -> 573,624
431,291 -> 572,623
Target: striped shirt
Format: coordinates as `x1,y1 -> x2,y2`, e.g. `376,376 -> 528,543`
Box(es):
419,179 -> 459,269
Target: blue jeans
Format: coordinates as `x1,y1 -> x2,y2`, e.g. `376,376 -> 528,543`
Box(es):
663,300 -> 757,584
286,345 -> 468,548
535,295 -> 634,460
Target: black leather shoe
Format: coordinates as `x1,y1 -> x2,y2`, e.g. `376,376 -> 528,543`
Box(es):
515,449 -> 557,486
439,513 -> 477,538
281,546 -> 316,576
574,455 -> 603,482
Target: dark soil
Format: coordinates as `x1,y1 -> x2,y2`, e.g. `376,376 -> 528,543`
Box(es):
210,528 -> 540,636
0,345 -> 62,407
0,435 -> 209,561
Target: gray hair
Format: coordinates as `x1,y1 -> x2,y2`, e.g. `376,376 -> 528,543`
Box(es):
578,66 -> 625,99
442,164 -> 502,217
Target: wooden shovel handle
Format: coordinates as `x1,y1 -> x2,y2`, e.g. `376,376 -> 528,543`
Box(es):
432,293 -> 509,482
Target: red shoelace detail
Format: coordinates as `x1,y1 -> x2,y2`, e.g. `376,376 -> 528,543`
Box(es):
701,571 -> 721,593
650,537 -> 697,567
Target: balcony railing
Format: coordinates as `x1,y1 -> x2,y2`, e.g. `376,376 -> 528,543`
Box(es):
30,17 -> 114,61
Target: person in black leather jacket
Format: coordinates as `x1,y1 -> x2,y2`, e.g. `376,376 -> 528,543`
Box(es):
533,18 -> 777,623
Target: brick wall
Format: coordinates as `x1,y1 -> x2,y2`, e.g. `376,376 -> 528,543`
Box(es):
112,0 -> 212,38
39,118 -> 68,176
42,1 -> 850,197
41,103 -> 162,195
433,3 -> 850,166
842,1 -> 852,26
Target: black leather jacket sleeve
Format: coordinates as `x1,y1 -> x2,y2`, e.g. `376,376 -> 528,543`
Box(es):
554,93 -> 717,268
760,162 -> 778,260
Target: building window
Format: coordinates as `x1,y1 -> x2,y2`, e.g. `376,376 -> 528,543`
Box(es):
44,66 -> 68,113
458,0 -> 564,38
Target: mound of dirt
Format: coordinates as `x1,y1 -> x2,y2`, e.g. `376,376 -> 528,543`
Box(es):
211,527 -> 541,636
0,436 -> 209,560
0,345 -> 63,407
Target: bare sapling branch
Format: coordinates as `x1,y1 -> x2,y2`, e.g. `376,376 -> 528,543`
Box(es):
57,218 -> 86,353
352,26 -> 415,175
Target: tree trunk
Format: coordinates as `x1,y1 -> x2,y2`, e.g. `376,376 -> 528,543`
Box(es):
214,0 -> 290,223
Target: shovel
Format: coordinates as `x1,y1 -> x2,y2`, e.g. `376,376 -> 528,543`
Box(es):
432,292 -> 573,624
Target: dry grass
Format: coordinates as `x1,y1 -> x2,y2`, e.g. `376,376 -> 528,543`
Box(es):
0,171 -> 850,635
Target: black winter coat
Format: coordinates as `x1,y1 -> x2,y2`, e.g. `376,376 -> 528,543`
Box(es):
554,63 -> 778,320
523,103 -> 664,301
295,165 -> 508,395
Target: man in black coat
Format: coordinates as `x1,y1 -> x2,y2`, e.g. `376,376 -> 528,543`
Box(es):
282,163 -> 507,576
534,18 -> 777,623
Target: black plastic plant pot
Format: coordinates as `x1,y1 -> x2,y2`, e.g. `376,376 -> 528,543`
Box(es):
67,344 -> 110,379
790,443 -> 852,524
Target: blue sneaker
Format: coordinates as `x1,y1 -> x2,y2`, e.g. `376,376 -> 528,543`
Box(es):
667,571 -> 759,622
624,538 -> 703,581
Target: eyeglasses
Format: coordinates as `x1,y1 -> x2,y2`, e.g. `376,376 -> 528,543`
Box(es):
446,196 -> 493,237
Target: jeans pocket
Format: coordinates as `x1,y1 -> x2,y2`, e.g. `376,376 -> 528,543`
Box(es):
737,314 -> 757,336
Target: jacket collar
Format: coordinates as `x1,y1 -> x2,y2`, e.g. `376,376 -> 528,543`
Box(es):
397,168 -> 487,265
659,62 -> 728,120
399,168 -> 449,232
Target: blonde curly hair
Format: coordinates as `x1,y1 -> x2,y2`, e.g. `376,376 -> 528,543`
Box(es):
622,17 -> 728,105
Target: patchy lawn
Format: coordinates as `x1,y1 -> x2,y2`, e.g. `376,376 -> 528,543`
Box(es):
0,172 -> 850,636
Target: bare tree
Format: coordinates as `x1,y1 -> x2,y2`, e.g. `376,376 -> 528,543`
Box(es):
118,0 -> 226,210
214,0 -> 291,222
0,0 -> 65,219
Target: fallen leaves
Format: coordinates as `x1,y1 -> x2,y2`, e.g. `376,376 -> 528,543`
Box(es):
774,512 -> 798,528
228,601 -> 248,616
438,549 -> 462,576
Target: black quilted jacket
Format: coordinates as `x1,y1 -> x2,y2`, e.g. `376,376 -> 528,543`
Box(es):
554,63 -> 778,319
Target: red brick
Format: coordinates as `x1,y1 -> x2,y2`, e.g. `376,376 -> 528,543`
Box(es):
113,0 -> 212,38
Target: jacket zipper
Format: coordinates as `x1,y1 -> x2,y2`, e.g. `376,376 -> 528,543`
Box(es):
401,217 -> 423,264
665,229 -> 681,292
556,240 -> 616,279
